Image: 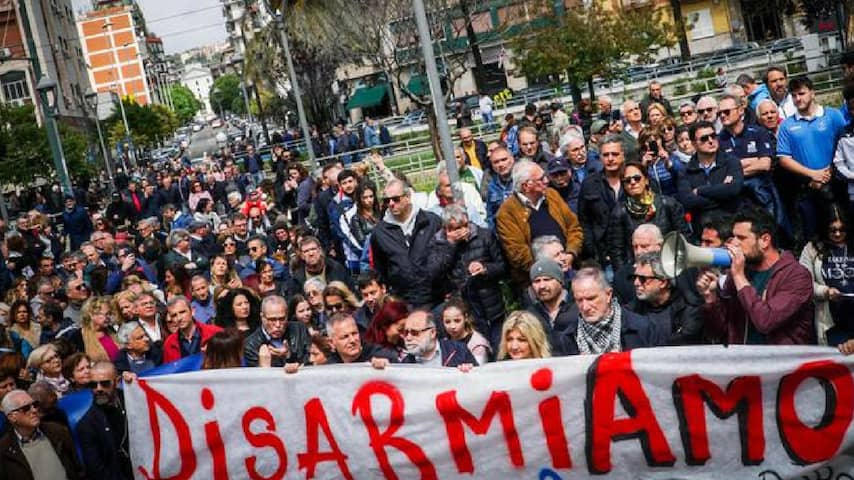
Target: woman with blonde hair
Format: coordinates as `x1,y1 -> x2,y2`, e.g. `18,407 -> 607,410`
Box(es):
322,281 -> 361,316
80,296 -> 121,362
498,311 -> 551,360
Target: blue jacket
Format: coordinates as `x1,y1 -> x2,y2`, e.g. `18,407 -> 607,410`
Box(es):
105,259 -> 157,294
486,174 -> 513,230
748,84 -> 772,112
62,206 -> 93,250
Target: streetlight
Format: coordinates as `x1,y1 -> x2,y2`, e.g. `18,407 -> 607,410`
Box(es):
260,0 -> 316,169
102,19 -> 136,169
84,89 -> 113,186
36,76 -> 73,196
230,53 -> 254,124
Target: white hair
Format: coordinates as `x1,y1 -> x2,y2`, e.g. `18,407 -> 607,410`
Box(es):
511,160 -> 539,193
755,98 -> 778,117
633,223 -> 664,244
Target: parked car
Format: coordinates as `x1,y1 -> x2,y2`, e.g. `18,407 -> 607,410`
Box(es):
211,118 -> 223,128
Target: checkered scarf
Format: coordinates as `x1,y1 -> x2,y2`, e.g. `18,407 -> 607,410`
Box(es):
576,298 -> 622,355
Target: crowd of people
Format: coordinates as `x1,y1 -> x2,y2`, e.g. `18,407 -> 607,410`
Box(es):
1,56 -> 854,478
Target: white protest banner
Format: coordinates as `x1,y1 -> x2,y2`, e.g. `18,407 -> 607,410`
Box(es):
126,346 -> 854,479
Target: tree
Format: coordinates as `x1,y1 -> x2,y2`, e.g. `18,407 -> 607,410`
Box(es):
318,0 -> 494,159
510,2 -> 676,104
168,85 -> 203,125
0,104 -> 92,185
103,99 -> 175,150
210,74 -> 244,115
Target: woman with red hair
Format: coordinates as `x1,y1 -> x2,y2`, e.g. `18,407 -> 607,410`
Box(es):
364,299 -> 408,361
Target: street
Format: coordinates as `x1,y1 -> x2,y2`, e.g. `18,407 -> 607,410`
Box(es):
188,125 -> 220,160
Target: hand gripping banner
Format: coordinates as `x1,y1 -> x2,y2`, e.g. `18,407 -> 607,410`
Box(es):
126,346 -> 854,479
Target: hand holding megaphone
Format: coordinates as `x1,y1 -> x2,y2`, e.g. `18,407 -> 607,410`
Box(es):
659,232 -> 732,278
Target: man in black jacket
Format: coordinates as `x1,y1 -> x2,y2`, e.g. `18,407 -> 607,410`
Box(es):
627,252 -> 703,345
76,362 -> 132,480
578,136 -> 625,266
244,295 -> 310,367
427,204 -> 507,348
371,179 -> 443,308
288,236 -> 354,295
677,121 -> 744,231
324,313 -> 397,365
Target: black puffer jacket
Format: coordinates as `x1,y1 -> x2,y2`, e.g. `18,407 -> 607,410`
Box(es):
370,209 -> 443,307
606,194 -> 690,271
427,225 -> 507,329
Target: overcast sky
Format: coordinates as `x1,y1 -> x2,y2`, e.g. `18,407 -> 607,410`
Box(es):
72,0 -> 228,55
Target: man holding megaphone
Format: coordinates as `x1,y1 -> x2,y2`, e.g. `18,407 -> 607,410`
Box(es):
695,208 -> 815,345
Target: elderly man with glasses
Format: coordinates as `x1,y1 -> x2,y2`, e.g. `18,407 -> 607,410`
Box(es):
0,389 -> 82,479
400,310 -> 475,369
245,295 -> 311,368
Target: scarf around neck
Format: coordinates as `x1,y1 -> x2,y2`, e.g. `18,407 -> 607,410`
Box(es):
577,298 -> 622,355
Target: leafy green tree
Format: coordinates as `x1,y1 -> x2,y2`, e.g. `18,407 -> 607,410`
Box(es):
168,85 -> 202,125
104,99 -> 177,150
210,74 -> 244,115
0,104 -> 91,185
510,2 -> 676,102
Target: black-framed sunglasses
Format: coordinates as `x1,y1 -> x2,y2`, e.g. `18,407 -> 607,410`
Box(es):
622,174 -> 644,185
383,194 -> 405,205
630,273 -> 662,284
86,380 -> 113,389
698,133 -> 718,143
11,401 -> 39,414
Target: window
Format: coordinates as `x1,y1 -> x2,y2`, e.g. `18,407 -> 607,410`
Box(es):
1,71 -> 30,104
687,9 -> 714,40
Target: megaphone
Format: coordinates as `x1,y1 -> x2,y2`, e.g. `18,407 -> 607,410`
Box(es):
659,232 -> 731,278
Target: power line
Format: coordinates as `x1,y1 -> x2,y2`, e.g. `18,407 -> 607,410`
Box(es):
158,22 -> 226,39
145,5 -> 223,24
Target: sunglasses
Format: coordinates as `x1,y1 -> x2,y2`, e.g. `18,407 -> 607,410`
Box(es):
402,326 -> 434,337
698,133 -> 718,143
11,401 -> 39,414
326,302 -> 346,312
383,195 -> 405,205
630,274 -> 662,284
698,107 -> 716,114
622,174 -> 644,185
86,380 -> 113,389
718,109 -> 735,117
679,110 -> 695,117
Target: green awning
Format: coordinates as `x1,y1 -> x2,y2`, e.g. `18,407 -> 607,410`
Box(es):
346,84 -> 388,110
407,75 -> 428,96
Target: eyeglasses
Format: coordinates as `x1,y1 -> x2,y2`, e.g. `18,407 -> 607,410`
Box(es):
402,326 -> 434,337
630,273 -> 662,285
698,107 -> 716,114
679,110 -> 695,117
829,227 -> 846,233
622,174 -> 644,185
85,380 -> 113,389
10,401 -> 39,414
250,216 -> 262,222
383,195 -> 405,205
326,301 -> 347,312
718,109 -> 735,117
697,133 -> 718,143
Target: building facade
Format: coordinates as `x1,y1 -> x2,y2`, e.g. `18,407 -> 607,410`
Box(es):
181,63 -> 215,115
77,6 -> 153,105
0,0 -> 91,122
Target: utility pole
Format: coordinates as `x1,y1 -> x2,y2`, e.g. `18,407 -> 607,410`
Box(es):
412,0 -> 460,200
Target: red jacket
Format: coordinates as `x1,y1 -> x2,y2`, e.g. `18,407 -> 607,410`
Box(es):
162,322 -> 222,364
703,251 -> 815,345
